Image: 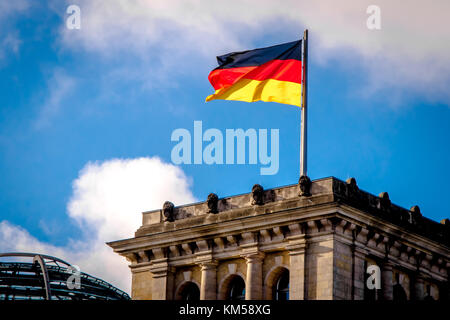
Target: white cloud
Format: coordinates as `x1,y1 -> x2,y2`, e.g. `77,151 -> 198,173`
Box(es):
58,0 -> 450,104
0,1 -> 29,20
0,157 -> 196,294
0,1 -> 29,65
34,69 -> 77,129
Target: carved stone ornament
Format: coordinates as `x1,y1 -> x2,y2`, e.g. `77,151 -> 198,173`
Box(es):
251,184 -> 264,205
346,177 -> 359,196
207,193 -> 219,214
298,175 -> 312,197
162,201 -> 175,222
379,192 -> 391,211
410,205 -> 422,225
410,205 -> 422,216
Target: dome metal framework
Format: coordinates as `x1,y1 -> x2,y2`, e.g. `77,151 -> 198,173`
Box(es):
0,252 -> 130,300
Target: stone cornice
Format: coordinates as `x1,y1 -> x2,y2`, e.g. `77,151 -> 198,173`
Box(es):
117,177 -> 448,248
107,177 -> 449,279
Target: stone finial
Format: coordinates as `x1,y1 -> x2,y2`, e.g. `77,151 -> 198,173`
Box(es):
410,205 -> 422,216
378,192 -> 391,211
162,201 -> 175,222
251,184 -> 264,205
410,205 -> 422,225
346,177 -> 358,192
345,177 -> 359,201
207,193 -> 219,214
298,175 -> 312,197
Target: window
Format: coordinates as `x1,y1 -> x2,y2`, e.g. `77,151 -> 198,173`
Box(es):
227,276 -> 245,300
273,269 -> 289,300
180,282 -> 200,301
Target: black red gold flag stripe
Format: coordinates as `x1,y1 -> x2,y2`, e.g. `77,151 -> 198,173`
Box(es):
206,40 -> 302,107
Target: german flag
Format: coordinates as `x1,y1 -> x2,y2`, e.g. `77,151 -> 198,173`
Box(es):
206,40 -> 302,107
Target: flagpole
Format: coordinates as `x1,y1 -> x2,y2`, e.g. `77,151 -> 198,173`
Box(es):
300,29 -> 308,177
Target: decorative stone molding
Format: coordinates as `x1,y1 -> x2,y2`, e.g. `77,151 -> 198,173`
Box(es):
272,227 -> 285,240
367,231 -> 381,248
226,235 -> 238,246
287,223 -> 303,237
298,175 -> 312,197
241,232 -> 258,245
388,240 -> 402,257
213,237 -> 225,250
206,193 -> 219,214
420,253 -> 433,269
306,220 -> 318,234
335,219 -> 348,234
377,235 -> 389,253
259,229 -> 271,242
152,247 -> 167,260
196,240 -> 210,252
123,252 -> 138,264
400,246 -> 410,262
162,201 -> 175,222
138,251 -> 150,263
320,218 -> 333,232
355,226 -> 369,244
181,243 -> 193,255
169,245 -> 180,257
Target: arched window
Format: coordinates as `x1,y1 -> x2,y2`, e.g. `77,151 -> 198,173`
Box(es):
179,282 -> 200,301
273,269 -> 289,300
227,276 -> 245,300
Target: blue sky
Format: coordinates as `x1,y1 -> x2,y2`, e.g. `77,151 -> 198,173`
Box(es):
0,0 -> 449,292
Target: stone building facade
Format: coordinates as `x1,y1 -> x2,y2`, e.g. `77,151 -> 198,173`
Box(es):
108,176 -> 450,300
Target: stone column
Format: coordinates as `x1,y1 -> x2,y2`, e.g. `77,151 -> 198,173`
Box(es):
149,259 -> 175,300
353,248 -> 367,300
288,244 -> 306,300
244,252 -> 265,300
200,261 -> 218,300
381,263 -> 393,300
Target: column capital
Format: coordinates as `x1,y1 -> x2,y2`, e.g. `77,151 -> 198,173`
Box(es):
149,262 -> 175,279
287,239 -> 306,255
199,260 -> 219,271
382,261 -> 394,270
242,252 -> 265,264
414,274 -> 426,283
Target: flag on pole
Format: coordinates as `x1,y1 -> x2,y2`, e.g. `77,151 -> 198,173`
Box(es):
205,40 -> 302,107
